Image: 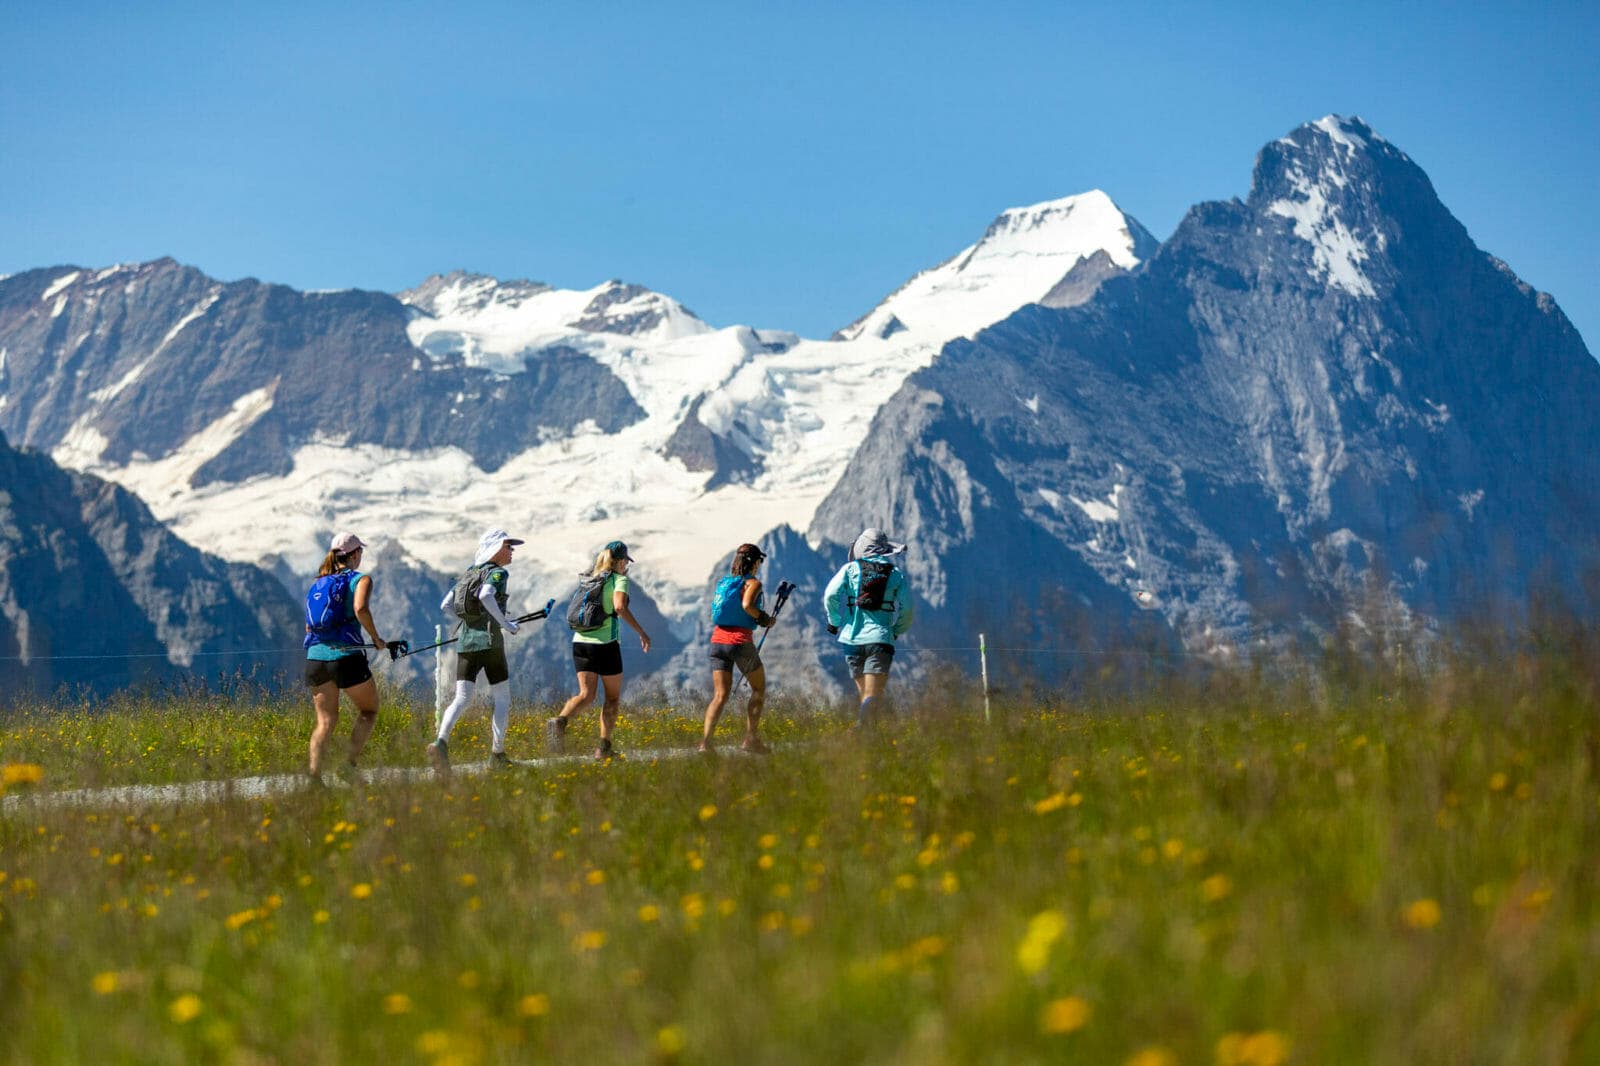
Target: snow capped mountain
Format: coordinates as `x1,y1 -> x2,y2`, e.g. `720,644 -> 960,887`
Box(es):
835,190 -> 1159,342
7,114 -> 1584,697
808,114 -> 1600,676
0,191 -> 1155,632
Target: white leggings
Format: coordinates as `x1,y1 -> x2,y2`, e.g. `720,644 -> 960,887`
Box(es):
436,680 -> 510,753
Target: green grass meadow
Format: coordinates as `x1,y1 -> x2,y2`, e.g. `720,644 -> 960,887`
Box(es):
1,648 -> 1598,1065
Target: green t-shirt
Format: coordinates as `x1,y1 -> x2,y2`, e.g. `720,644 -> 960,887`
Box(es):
572,572 -> 629,645
458,566 -> 510,654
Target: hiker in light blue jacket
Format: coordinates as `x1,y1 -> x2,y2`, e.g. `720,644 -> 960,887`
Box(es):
823,528 -> 914,725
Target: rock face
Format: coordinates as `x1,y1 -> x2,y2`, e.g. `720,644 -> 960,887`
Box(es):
0,431 -> 302,696
0,260 -> 645,483
812,116 -> 1600,679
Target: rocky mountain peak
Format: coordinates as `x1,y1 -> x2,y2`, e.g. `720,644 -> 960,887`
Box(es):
398,270 -> 554,317
569,279 -> 710,339
1243,115 -> 1441,299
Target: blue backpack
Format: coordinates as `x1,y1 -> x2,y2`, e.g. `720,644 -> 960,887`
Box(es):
304,570 -> 364,649
712,575 -> 762,629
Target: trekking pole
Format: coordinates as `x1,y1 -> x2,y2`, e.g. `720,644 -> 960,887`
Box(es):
741,581 -> 796,688
395,598 -> 556,658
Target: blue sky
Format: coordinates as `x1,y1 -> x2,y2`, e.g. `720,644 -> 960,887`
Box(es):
2,1 -> 1596,346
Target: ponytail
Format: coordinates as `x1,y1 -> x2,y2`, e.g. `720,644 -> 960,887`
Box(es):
585,548 -> 617,578
318,549 -> 357,577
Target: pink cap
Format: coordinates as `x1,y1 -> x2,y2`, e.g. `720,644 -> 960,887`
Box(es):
330,531 -> 366,554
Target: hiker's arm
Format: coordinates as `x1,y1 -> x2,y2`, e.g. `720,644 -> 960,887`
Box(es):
742,578 -> 772,627
823,567 -> 847,630
893,575 -> 914,637
614,589 -> 652,653
353,575 -> 388,651
478,583 -> 518,634
439,588 -> 457,617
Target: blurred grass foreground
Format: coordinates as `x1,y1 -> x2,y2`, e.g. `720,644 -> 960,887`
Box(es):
1,628 -> 1597,1065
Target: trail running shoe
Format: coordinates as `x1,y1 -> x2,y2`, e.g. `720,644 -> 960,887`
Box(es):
545,716 -> 567,753
490,751 -> 515,770
594,738 -> 620,761
740,736 -> 772,755
335,759 -> 361,783
427,738 -> 450,774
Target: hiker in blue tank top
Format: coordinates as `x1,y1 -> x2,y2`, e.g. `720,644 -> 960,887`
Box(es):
303,531 -> 390,783
700,543 -> 775,754
823,528 -> 914,726
427,528 -> 527,776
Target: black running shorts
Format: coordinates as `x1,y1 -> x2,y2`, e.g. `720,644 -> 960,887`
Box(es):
571,640 -> 624,678
708,641 -> 762,676
456,646 -> 510,685
304,654 -> 373,690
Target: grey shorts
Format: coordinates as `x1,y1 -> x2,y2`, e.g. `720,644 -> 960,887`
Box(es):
844,642 -> 896,677
708,641 -> 762,675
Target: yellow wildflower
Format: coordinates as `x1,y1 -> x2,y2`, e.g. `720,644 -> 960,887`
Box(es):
1216,1030 -> 1290,1066
1403,898 -> 1442,930
1016,910 -> 1069,975
1,764 -> 44,788
168,994 -> 203,1024
1039,996 -> 1091,1034
656,1025 -> 687,1055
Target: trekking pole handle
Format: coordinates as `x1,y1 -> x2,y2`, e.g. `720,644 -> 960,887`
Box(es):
512,598 -> 556,625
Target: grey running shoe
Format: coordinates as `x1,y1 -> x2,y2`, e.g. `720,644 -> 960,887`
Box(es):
489,751 -> 515,770
740,736 -> 772,755
545,716 -> 567,752
426,738 -> 450,774
334,759 -> 361,783
594,737 -> 620,760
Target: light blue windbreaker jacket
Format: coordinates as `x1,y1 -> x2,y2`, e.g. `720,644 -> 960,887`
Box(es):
823,556 -> 914,646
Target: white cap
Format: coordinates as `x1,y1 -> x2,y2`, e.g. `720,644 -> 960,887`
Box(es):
330,531 -> 366,554
474,528 -> 525,565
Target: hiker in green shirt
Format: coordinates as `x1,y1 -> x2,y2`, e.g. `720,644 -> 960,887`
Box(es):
546,540 -> 651,759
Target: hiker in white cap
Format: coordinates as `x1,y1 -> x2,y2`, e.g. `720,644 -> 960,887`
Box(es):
427,528 -> 527,774
304,531 -> 390,782
823,528 -> 914,726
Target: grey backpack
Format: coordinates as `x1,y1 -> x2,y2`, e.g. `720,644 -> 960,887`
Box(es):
451,564 -> 494,623
566,573 -> 613,631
